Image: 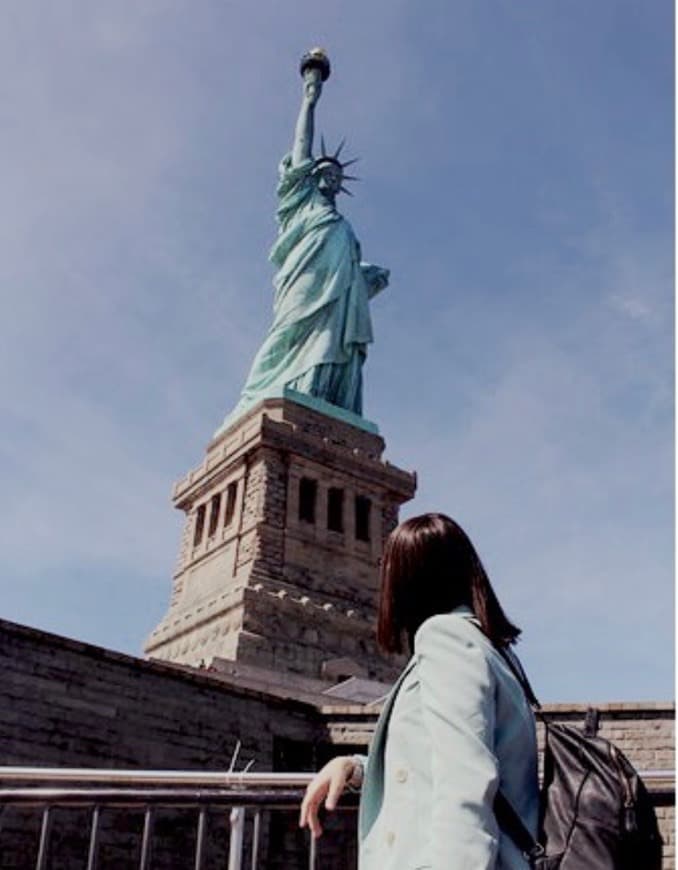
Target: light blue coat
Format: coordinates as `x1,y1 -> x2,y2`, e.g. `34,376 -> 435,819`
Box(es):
356,607 -> 539,869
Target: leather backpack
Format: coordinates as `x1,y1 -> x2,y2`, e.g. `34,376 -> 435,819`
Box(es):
494,650 -> 663,869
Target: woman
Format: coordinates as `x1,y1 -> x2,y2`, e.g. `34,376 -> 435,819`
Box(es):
300,513 -> 539,869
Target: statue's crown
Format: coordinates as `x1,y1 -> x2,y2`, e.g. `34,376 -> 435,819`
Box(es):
312,137 -> 359,195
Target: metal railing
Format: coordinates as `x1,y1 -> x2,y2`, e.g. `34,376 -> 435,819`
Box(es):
0,766 -> 672,869
0,767 -> 360,870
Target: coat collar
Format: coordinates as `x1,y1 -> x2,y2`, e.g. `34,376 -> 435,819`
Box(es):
358,606 -> 481,841
450,603 -> 476,620
358,653 -> 417,840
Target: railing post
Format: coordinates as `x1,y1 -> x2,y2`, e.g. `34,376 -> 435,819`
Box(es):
228,806 -> 245,870
250,810 -> 261,870
308,831 -> 317,870
35,806 -> 51,870
86,805 -> 100,870
194,807 -> 207,870
139,807 -> 153,869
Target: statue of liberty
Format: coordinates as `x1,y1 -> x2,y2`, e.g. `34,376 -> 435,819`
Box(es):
216,50 -> 389,435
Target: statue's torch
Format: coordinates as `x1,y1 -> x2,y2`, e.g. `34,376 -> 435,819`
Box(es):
299,47 -> 331,85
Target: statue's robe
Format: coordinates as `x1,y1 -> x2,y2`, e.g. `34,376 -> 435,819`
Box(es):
223,154 -> 388,428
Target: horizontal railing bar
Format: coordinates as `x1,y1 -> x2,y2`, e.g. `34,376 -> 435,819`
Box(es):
637,769 -> 675,779
0,788 -> 302,807
0,768 -> 314,787
0,766 -> 672,795
0,787 -> 361,809
638,770 -> 676,791
0,766 -> 671,784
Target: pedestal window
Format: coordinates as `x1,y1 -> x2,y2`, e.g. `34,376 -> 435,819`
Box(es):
224,481 -> 238,527
355,495 -> 371,542
208,492 -> 221,537
193,504 -> 206,546
299,477 -> 317,524
327,487 -> 344,532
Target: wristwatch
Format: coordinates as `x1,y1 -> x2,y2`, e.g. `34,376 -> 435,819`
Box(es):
348,755 -> 365,789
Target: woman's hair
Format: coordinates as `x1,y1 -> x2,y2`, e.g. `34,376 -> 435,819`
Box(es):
377,512 -> 521,654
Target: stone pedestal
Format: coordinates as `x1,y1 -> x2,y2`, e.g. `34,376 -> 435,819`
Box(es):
144,397 -> 416,682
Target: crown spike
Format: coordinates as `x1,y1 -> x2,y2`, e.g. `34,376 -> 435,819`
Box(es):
320,135 -> 328,157
334,138 -> 346,159
342,174 -> 360,182
339,185 -> 354,197
340,157 -> 359,169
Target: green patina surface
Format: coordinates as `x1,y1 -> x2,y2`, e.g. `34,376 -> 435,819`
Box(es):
216,387 -> 379,437
216,51 -> 387,437
283,388 -> 380,434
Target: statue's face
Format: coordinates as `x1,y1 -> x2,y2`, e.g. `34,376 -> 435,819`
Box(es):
318,163 -> 343,196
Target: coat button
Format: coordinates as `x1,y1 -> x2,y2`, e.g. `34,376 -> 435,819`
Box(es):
395,768 -> 408,783
385,831 -> 395,846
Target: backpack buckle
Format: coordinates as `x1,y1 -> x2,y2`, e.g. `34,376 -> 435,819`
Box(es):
525,843 -> 545,860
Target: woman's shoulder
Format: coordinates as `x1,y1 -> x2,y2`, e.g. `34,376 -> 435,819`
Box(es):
413,609 -> 491,653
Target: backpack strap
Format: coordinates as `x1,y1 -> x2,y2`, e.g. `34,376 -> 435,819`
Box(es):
493,791 -> 545,863
583,707 -> 600,737
493,645 -> 546,863
496,645 -> 542,711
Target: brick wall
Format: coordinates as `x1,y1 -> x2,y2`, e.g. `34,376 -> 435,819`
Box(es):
0,620 -> 319,770
0,619 -> 320,869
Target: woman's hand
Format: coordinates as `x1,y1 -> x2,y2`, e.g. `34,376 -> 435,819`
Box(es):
299,756 -> 358,838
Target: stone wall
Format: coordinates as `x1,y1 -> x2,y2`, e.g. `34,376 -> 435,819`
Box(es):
0,620 -> 322,769
0,618 -> 322,869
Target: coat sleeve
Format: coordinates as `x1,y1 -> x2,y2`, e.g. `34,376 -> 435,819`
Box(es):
415,614 -> 500,869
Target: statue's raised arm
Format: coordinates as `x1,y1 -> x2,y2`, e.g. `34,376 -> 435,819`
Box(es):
215,50 -> 389,436
292,49 -> 330,166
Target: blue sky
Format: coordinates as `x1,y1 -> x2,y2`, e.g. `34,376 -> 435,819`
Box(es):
0,1 -> 673,702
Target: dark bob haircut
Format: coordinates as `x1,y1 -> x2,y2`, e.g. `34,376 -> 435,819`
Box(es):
377,513 -> 521,654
